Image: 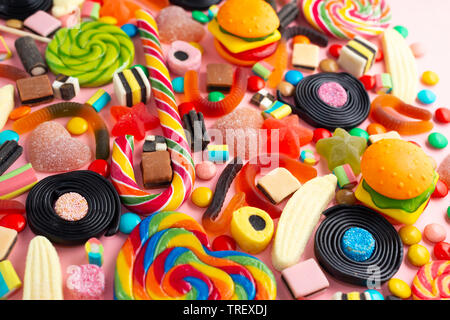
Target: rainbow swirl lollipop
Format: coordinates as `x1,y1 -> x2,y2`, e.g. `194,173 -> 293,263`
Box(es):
46,21 -> 134,87
114,211 -> 277,300
301,0 -> 392,39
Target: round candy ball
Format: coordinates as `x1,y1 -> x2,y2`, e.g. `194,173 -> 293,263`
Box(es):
375,49 -> 384,62
0,130 -> 19,144
398,225 -> 422,245
247,76 -> 265,92
67,117 -> 88,135
335,189 -> 356,205
208,91 -> 225,102
407,244 -> 430,267
417,89 -> 436,105
367,123 -> 386,135
312,128 -> 332,143
192,10 -> 209,24
121,23 -> 138,37
422,71 -> 439,86
191,187 -> 213,207
435,107 -> 450,124
189,42 -> 204,54
277,81 -> 295,97
393,25 -> 408,38
293,35 -> 310,45
88,159 -> 110,178
388,278 -> 411,299
423,223 -> 446,243
328,44 -> 342,58
434,241 -> 450,260
349,127 -> 369,141
212,235 -> 236,251
0,214 -> 26,232
431,179 -> 448,198
119,212 -> 142,234
319,59 -> 339,73
359,75 -> 375,90
172,77 -> 184,93
428,132 -> 448,149
365,289 -> 384,300
195,161 -> 217,180
284,70 -> 303,86
410,42 -> 426,58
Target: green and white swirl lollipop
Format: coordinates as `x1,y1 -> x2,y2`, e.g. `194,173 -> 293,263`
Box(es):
46,21 -> 135,87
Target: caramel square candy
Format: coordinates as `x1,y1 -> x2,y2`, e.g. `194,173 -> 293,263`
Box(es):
257,167 -> 301,204
292,43 -> 320,71
16,75 -> 53,105
140,151 -> 173,189
206,63 -> 233,92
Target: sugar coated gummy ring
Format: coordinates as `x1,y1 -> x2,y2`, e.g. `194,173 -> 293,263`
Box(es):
281,72 -> 370,131
114,211 -> 277,300
110,10 -> 194,215
314,205 -> 403,287
301,0 -> 392,39
26,170 -> 121,245
45,21 -> 134,87
13,102 -> 110,160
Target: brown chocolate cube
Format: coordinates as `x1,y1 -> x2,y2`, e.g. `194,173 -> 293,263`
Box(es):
206,63 -> 233,92
16,75 -> 53,105
141,151 -> 173,189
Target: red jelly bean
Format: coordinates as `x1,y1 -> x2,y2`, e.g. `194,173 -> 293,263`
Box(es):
431,179 -> 448,198
0,214 -> 26,232
376,49 -> 384,62
178,102 -> 196,117
313,128 -> 332,143
247,76 -> 265,92
435,107 -> 450,123
212,235 -> 236,251
359,75 -> 375,90
88,159 -> 110,178
434,241 -> 450,260
328,44 -> 342,58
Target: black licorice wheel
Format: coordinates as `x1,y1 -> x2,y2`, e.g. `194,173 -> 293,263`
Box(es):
26,170 -> 121,245
0,0 -> 52,20
314,205 -> 403,287
288,72 -> 370,131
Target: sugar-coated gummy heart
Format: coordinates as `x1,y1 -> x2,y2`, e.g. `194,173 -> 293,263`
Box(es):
26,121 -> 92,172
156,6 -> 206,43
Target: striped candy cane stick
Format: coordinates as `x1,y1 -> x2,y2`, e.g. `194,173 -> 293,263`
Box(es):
110,9 -> 195,215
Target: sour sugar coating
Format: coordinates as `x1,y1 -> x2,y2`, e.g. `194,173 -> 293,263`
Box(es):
111,9 -> 195,215
13,102 -> 110,160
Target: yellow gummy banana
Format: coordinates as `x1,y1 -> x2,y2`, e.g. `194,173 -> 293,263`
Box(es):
382,28 -> 418,104
272,174 -> 337,271
23,236 -> 63,300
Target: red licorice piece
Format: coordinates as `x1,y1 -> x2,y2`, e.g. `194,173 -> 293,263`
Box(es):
431,179 -> 448,198
0,214 -> 26,232
434,241 -> 450,260
359,75 -> 375,90
212,235 -> 237,251
328,44 -> 342,58
312,128 -> 332,143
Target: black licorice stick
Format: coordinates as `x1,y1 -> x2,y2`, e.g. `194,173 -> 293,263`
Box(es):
26,170 -> 121,245
0,140 -> 23,175
314,205 -> 403,287
14,36 -> 47,76
279,72 -> 370,131
277,1 -> 299,29
203,157 -> 243,221
183,110 -> 209,152
282,25 -> 329,47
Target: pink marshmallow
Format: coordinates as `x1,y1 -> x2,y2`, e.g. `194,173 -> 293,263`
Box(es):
166,41 -> 202,76
281,258 -> 329,299
23,11 -> 62,37
66,264 -> 105,300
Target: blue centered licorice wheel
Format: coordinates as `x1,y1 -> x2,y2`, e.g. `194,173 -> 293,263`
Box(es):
314,205 -> 403,287
288,72 -> 370,131
26,170 -> 121,245
282,25 -> 329,47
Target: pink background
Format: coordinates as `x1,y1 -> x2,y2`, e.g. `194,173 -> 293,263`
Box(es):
1,0 -> 449,300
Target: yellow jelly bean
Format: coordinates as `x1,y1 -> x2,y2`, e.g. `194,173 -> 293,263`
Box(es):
191,187 -> 213,208
99,16 -> 118,25
388,278 -> 411,299
189,42 -> 204,54
407,244 -> 430,267
398,225 -> 422,245
67,117 -> 88,135
422,71 -> 439,86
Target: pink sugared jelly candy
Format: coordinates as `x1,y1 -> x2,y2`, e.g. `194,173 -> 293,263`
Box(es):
156,6 -> 205,43
27,121 -> 92,172
66,264 -> 105,300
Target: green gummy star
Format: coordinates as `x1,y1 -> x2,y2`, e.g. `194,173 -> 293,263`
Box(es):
316,128 -> 367,174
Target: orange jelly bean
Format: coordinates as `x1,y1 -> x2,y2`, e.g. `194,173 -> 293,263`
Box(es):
367,123 -> 387,135
370,94 -> 433,135
9,106 -> 31,120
